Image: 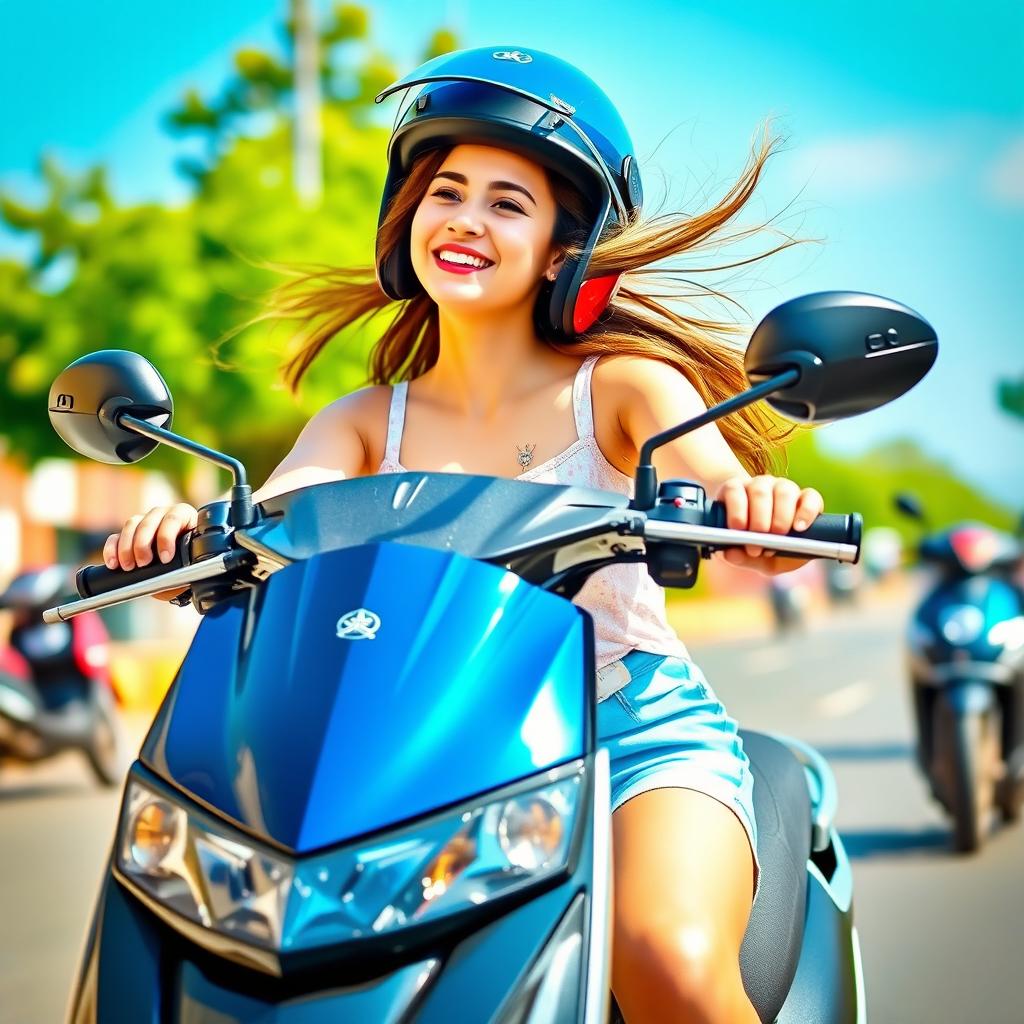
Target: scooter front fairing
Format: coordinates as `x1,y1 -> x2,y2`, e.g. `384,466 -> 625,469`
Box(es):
71,540 -> 612,1022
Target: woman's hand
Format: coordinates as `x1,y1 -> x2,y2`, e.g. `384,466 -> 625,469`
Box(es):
103,504 -> 199,570
716,476 -> 824,575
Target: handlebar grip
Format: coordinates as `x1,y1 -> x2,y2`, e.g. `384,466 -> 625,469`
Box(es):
76,533 -> 189,598
706,503 -> 863,558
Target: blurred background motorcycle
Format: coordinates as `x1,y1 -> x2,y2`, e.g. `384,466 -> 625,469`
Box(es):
895,494 -> 1024,851
0,565 -> 123,786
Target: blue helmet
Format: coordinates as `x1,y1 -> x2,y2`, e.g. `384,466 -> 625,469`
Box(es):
373,46 -> 643,342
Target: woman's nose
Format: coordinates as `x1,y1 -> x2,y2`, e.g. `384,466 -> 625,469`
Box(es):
446,211 -> 483,235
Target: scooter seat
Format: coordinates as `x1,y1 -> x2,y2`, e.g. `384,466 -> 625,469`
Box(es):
738,729 -> 811,1023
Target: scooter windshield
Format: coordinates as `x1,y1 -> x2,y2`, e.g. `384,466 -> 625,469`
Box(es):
238,471 -> 629,565
143,475 -> 597,854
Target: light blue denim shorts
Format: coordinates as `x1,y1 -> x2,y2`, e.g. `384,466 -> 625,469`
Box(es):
596,650 -> 760,892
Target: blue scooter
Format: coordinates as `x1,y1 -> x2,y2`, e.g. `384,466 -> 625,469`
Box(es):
48,291 -> 935,1023
895,494 -> 1024,852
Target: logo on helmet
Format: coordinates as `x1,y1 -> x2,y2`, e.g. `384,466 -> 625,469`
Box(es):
493,50 -> 532,64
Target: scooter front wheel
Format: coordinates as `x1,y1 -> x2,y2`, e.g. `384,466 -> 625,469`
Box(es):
934,701 -> 1000,853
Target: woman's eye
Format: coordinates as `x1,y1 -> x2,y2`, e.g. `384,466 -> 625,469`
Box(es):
495,199 -> 525,213
430,189 -> 523,214
432,188 -> 460,201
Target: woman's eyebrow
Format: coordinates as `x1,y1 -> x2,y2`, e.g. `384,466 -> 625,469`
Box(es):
432,171 -> 536,206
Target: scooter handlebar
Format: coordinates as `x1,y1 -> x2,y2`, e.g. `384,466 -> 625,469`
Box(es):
76,533 -> 189,598
704,503 -> 863,555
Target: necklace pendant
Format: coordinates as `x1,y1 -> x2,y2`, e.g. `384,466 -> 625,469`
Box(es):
516,442 -> 537,470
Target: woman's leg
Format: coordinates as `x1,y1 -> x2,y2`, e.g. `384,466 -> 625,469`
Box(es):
610,786 -> 759,1024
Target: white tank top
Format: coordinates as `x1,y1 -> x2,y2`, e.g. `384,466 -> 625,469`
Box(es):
377,355 -> 690,699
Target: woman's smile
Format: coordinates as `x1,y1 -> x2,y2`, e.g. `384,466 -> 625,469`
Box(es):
432,244 -> 496,275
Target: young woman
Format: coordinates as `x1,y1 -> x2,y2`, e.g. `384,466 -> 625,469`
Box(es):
105,47 -> 823,1023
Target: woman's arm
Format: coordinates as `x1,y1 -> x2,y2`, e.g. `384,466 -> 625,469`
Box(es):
596,356 -> 824,575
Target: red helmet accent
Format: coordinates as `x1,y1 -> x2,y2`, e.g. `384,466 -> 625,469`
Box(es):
949,526 -> 999,574
572,274 -> 621,333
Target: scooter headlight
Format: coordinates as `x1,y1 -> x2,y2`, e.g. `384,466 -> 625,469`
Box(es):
498,791 -> 568,870
988,616 -> 1024,652
128,798 -> 181,872
115,763 -> 584,964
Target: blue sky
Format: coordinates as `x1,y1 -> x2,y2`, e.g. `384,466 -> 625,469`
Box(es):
1,1 -> 1022,505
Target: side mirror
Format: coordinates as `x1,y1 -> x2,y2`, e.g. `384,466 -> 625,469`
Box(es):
632,289 -> 939,509
47,349 -> 173,465
894,493 -> 926,521
745,291 -> 938,423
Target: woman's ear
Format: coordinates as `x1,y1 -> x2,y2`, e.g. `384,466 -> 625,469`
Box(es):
544,250 -> 566,282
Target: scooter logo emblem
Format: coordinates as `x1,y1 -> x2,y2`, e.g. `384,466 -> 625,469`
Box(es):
493,50 -> 532,63
335,608 -> 381,641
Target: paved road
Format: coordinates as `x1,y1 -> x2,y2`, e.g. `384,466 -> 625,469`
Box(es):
2,594 -> 1022,1022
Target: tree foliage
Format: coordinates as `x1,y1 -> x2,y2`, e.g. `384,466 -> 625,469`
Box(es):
786,431 -> 1016,539
997,375 -> 1024,422
0,5 -> 456,488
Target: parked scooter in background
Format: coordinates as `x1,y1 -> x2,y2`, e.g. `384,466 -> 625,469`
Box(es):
895,494 -> 1024,852
0,565 -> 123,786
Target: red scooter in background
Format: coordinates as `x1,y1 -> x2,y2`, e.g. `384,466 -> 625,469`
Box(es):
0,565 -> 122,786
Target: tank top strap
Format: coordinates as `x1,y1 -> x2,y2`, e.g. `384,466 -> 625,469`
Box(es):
383,381 -> 408,466
572,355 -> 601,439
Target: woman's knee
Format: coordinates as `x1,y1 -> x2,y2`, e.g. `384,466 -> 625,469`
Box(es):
613,918 -> 754,1023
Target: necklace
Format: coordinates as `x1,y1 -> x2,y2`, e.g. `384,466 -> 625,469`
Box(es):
516,442 -> 537,470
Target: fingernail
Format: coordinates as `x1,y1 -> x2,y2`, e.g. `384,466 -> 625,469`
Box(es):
159,547 -> 172,563
794,518 -> 808,530
106,556 -> 117,569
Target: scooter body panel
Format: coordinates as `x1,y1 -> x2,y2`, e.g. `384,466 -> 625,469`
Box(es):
774,863 -> 861,1024
142,541 -> 590,854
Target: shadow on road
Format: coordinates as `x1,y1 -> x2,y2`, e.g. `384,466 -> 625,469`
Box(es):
840,826 -> 949,860
813,741 -> 914,762
0,782 -> 91,803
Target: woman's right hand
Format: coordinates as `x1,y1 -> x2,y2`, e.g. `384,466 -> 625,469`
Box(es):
103,503 -> 199,571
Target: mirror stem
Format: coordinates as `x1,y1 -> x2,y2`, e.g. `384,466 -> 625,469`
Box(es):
117,413 -> 255,527
631,367 -> 800,510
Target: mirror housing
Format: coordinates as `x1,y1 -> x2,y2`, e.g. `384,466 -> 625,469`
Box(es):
894,493 -> 926,521
48,350 -> 173,465
745,291 -> 938,422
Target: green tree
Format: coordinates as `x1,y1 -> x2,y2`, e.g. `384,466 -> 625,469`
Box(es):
0,6 -> 456,488
786,431 -> 1015,541
997,375 -> 1024,422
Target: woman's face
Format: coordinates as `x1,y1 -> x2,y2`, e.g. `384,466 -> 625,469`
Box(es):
409,144 -> 562,317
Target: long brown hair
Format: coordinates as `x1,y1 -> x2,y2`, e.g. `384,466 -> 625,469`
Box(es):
261,129 -> 801,474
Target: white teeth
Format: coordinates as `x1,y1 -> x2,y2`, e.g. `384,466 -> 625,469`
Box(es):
437,250 -> 492,268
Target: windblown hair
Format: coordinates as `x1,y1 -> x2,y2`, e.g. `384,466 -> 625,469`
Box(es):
261,129 -> 802,474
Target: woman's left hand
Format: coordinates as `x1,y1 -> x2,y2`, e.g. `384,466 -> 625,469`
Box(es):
715,475 -> 825,575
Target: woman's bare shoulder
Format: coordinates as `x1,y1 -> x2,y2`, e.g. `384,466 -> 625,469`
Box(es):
592,354 -> 705,412
588,355 -> 713,472
254,385 -> 392,502
307,384 -> 392,433
298,384 -> 395,462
